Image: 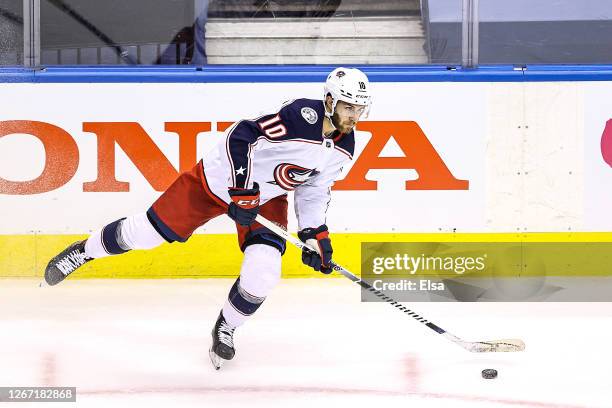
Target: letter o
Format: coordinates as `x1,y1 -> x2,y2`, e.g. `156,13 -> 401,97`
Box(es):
0,121 -> 79,194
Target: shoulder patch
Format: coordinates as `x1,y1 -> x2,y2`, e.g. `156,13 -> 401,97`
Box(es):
300,107 -> 318,125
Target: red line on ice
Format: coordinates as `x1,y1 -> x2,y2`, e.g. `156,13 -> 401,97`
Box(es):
79,386 -> 586,408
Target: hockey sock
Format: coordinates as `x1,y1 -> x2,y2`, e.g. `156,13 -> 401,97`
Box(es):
222,278 -> 266,328
84,213 -> 165,258
221,244 -> 282,328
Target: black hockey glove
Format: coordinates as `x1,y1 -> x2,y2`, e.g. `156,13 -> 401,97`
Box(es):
227,182 -> 260,226
298,224 -> 333,274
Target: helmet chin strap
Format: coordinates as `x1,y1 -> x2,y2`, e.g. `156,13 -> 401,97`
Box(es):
324,97 -> 341,136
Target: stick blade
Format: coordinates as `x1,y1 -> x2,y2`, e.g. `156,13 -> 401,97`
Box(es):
466,339 -> 525,353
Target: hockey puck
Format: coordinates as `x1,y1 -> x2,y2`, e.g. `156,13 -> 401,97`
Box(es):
481,369 -> 498,379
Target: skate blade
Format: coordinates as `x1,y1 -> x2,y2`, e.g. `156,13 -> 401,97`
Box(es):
209,347 -> 225,370
39,281 -> 51,288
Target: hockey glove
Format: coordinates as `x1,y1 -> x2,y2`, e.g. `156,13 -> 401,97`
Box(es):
228,182 -> 260,226
297,224 -> 333,274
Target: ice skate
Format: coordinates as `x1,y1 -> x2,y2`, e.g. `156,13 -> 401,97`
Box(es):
44,240 -> 92,286
209,311 -> 236,370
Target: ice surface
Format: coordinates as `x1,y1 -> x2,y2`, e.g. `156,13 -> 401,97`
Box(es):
1,279 -> 610,408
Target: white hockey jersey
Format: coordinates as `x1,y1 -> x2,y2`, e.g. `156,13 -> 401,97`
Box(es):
202,98 -> 354,229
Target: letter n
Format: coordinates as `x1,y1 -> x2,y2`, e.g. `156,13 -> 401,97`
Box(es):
83,122 -> 210,192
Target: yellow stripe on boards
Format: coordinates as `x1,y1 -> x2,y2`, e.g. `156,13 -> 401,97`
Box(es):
2,232 -> 612,279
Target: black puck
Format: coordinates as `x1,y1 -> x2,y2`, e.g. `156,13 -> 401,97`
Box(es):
482,369 -> 498,379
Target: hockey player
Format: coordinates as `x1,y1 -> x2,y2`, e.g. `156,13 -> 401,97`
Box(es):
43,67 -> 372,369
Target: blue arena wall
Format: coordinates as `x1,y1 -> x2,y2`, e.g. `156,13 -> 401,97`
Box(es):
3,65 -> 612,83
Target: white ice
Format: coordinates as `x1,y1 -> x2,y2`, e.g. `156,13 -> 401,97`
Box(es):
1,279 -> 611,408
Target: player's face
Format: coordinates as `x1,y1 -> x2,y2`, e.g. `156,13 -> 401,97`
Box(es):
333,100 -> 366,133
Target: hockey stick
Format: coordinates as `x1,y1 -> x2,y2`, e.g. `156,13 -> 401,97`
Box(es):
255,215 -> 525,353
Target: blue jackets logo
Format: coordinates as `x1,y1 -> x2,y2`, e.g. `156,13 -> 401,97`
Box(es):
270,163 -> 319,191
